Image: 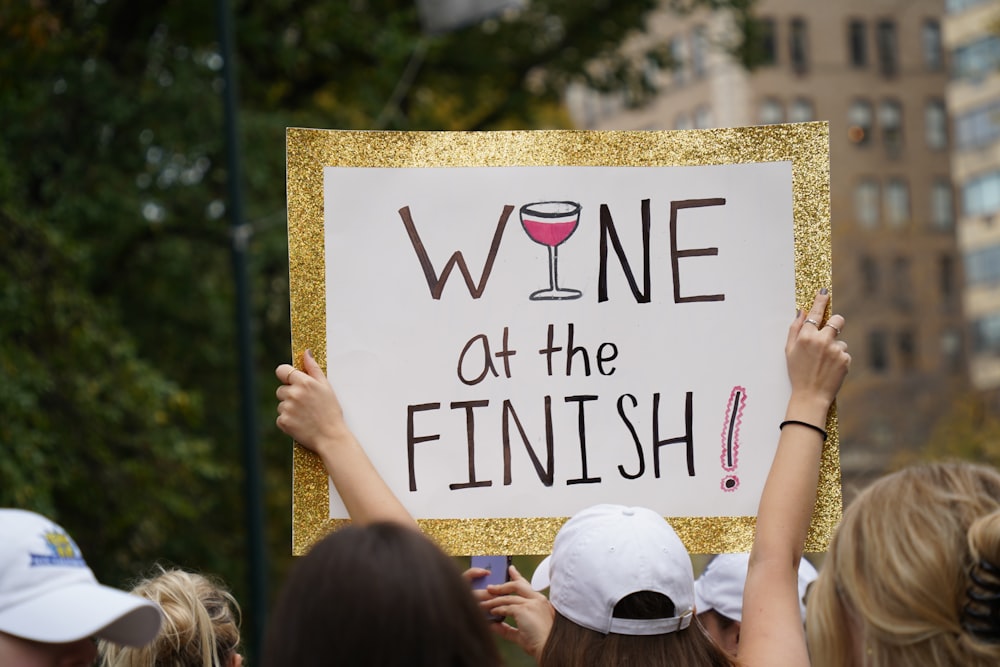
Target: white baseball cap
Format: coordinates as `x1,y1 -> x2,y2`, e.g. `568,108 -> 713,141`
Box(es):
530,504 -> 695,636
0,509 -> 162,646
693,552 -> 818,623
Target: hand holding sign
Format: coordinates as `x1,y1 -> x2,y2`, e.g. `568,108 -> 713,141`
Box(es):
276,351 -> 416,528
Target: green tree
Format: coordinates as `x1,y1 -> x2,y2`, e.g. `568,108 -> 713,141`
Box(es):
903,392 -> 1000,467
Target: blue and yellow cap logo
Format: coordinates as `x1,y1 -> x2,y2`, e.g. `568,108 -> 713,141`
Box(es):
29,527 -> 87,567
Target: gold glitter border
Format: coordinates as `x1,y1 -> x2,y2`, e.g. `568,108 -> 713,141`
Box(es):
286,124 -> 837,556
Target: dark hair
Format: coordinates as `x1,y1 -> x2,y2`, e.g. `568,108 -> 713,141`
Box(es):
261,523 -> 501,667
540,591 -> 736,667
698,609 -> 739,632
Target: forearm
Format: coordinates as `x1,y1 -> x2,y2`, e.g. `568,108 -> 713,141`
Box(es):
276,353 -> 418,528
752,392 -> 830,566
313,428 -> 417,528
739,293 -> 848,666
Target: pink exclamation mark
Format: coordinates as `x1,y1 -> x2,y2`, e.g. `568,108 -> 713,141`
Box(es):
720,386 -> 747,492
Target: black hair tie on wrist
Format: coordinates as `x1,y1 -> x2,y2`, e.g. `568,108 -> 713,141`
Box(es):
779,420 -> 828,441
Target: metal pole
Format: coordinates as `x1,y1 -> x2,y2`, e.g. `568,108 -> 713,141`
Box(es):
214,0 -> 267,660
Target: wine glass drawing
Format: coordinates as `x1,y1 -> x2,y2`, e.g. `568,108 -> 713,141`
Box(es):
520,200 -> 583,301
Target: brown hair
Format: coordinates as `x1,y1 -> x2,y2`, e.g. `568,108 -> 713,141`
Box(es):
807,461 -> 1000,667
540,591 -> 736,667
99,567 -> 241,667
260,522 -> 501,667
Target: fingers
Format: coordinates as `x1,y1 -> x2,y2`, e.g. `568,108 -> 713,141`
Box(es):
487,575 -> 537,598
275,363 -> 296,385
482,593 -> 536,611
802,289 -> 829,331
463,567 -> 490,584
823,313 -> 845,337
275,350 -> 323,389
303,348 -> 325,379
788,289 -> 830,352
790,290 -> 847,341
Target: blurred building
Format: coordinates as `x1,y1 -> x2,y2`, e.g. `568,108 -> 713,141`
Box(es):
945,0 -> 1000,394
567,0 -> 968,490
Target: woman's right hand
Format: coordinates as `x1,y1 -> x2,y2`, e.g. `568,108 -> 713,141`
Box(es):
783,290 -> 851,424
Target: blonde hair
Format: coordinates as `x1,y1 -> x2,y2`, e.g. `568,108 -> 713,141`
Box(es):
807,462 -> 1000,667
100,567 -> 241,667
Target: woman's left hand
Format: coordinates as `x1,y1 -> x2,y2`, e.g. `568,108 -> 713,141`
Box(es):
480,565 -> 554,662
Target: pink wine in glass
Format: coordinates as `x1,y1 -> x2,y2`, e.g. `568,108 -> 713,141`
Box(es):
520,201 -> 582,301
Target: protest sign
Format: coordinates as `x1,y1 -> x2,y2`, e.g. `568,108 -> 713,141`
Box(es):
286,125 -> 837,555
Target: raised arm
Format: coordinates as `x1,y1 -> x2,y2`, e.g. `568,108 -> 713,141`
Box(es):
738,289 -> 850,667
275,350 -> 417,527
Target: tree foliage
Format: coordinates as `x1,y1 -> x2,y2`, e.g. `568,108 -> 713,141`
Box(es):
902,392 -> 1000,469
0,0 -> 757,658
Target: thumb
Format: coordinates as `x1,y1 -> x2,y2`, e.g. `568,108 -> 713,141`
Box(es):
303,348 -> 325,379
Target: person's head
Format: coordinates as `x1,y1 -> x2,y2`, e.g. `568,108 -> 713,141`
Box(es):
261,522 -> 501,667
530,504 -> 735,667
0,509 -> 162,667
694,552 -> 818,655
99,567 -> 242,667
807,461 -> 1000,667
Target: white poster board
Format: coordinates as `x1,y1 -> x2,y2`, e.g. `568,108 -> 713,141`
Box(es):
287,126 -> 837,555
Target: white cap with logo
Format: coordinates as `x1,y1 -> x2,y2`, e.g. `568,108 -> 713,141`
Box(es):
531,504 -> 695,636
0,509 -> 162,646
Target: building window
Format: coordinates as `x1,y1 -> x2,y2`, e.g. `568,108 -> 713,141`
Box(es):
753,17 -> 778,66
848,19 -> 867,67
674,113 -> 693,130
963,170 -> 1000,217
955,99 -> 1000,150
759,98 -> 784,124
940,254 -> 956,299
897,330 -> 917,371
789,98 -> 814,122
691,26 -> 708,78
922,20 -> 943,70
891,256 -> 913,310
947,0 -> 994,13
880,100 -> 903,155
891,255 -> 912,293
855,179 -> 880,227
931,179 -> 954,230
941,329 -> 963,373
789,18 -> 809,73
860,255 -> 879,294
876,20 -> 898,77
952,35 -> 1000,81
972,313 -> 1000,356
670,36 -> 687,86
885,179 -> 910,226
965,244 -> 1000,286
693,106 -> 713,129
848,99 -> 873,145
925,99 -> 948,150
869,330 -> 889,371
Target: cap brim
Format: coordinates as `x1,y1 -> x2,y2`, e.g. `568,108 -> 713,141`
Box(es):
531,556 -> 552,591
0,581 -> 162,646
